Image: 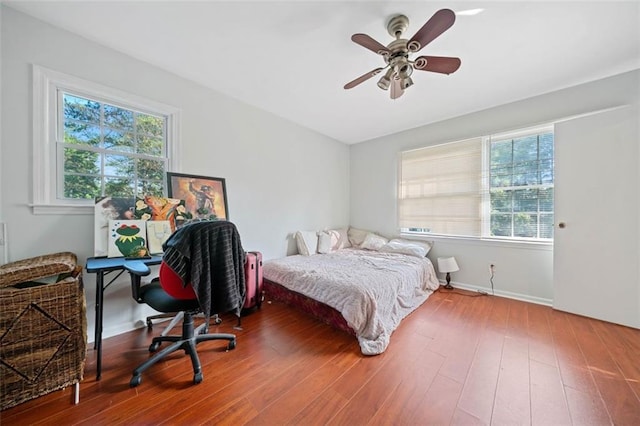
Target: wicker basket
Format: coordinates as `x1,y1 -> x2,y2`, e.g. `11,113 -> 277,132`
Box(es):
0,252 -> 87,410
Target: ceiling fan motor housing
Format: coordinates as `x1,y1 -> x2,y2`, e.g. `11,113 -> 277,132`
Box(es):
386,14 -> 410,38
384,38 -> 413,89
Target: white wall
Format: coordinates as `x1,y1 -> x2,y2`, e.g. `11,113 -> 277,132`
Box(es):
350,69 -> 640,305
1,7 -> 349,341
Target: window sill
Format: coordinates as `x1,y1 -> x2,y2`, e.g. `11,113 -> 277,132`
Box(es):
31,204 -> 94,215
399,232 -> 553,251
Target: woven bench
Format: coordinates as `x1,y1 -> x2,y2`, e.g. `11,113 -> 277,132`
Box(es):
0,252 -> 87,410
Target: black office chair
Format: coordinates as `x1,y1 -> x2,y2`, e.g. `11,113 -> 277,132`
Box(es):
124,221 -> 246,387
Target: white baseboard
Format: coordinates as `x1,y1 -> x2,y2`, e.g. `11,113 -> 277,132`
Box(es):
439,279 -> 552,307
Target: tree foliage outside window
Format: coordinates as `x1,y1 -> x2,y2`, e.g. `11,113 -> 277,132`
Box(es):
60,93 -> 167,200
489,132 -> 554,239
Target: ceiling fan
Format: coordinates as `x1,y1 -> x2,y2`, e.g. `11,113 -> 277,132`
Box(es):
344,8 -> 461,99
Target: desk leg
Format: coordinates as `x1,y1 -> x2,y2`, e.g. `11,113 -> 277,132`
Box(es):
95,271 -> 104,380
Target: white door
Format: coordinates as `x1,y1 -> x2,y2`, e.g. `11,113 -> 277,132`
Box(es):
553,105 -> 639,328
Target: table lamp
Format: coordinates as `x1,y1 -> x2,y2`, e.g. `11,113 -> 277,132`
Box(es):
437,256 -> 459,290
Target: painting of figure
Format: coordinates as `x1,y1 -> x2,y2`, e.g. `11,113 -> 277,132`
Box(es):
167,173 -> 228,221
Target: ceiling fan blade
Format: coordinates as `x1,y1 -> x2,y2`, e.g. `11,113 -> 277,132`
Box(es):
344,68 -> 384,90
351,33 -> 391,55
390,75 -> 404,99
413,56 -> 461,74
407,9 -> 456,53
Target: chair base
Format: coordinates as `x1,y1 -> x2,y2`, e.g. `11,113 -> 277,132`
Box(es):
130,311 -> 236,387
146,312 -> 180,329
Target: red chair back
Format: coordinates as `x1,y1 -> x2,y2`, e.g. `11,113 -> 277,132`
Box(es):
159,262 -> 197,300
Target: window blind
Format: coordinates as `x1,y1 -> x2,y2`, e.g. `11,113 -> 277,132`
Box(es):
399,137 -> 484,236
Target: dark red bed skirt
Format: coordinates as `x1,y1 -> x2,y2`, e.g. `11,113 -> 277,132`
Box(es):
264,279 -> 356,337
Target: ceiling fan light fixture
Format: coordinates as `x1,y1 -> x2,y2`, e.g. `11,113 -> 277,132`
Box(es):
377,76 -> 391,90
396,62 -> 413,78
377,68 -> 395,90
400,76 -> 414,89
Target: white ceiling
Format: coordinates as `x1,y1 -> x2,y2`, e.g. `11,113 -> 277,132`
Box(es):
5,1 -> 640,144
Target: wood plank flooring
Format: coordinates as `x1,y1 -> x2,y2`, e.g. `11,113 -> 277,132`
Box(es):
2,288 -> 639,425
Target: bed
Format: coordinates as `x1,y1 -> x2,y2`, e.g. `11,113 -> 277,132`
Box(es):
263,246 -> 440,355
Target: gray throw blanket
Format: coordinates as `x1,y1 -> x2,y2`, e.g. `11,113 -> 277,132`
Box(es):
162,221 -> 246,319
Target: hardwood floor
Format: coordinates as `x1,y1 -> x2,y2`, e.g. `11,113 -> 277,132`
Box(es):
2,288 -> 639,425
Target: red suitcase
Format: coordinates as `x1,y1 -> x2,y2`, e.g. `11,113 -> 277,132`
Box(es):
243,251 -> 263,310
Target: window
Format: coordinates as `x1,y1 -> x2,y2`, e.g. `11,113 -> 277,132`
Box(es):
488,130 -> 554,239
399,126 -> 554,241
399,137 -> 484,236
33,65 -> 180,214
61,93 -> 167,200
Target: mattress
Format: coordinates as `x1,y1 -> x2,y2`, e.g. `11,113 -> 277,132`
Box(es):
263,248 -> 440,355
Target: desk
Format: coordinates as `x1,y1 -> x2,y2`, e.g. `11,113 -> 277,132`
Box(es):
86,255 -> 162,380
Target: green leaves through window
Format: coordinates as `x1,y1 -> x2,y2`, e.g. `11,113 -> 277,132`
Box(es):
60,92 -> 167,200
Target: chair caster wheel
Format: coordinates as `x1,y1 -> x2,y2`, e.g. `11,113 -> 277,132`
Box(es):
194,372 -> 203,384
130,375 -> 142,387
146,319 -> 153,329
149,341 -> 161,352
214,317 -> 222,325
227,339 -> 236,350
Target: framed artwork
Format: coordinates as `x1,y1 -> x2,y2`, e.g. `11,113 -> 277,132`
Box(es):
107,220 -> 149,258
133,195 -> 187,232
167,172 -> 229,221
146,220 -> 172,254
94,197 -> 135,256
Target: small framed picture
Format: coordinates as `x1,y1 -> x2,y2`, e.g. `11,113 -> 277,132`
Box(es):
167,172 -> 229,221
107,220 -> 149,258
146,220 -> 172,254
94,197 -> 135,257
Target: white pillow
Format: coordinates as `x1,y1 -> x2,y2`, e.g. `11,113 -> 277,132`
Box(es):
325,228 -> 351,250
317,231 -> 333,254
295,231 -> 318,256
348,227 -> 370,247
360,233 -> 389,251
380,239 -> 430,258
386,238 -> 433,256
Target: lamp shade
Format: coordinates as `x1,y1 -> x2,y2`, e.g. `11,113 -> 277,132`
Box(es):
437,256 -> 459,273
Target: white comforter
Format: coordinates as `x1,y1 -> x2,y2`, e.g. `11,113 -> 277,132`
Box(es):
263,248 -> 440,355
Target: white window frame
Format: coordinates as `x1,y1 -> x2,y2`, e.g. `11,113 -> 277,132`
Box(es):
482,125 -> 554,241
32,65 -> 181,214
399,124 -> 554,244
